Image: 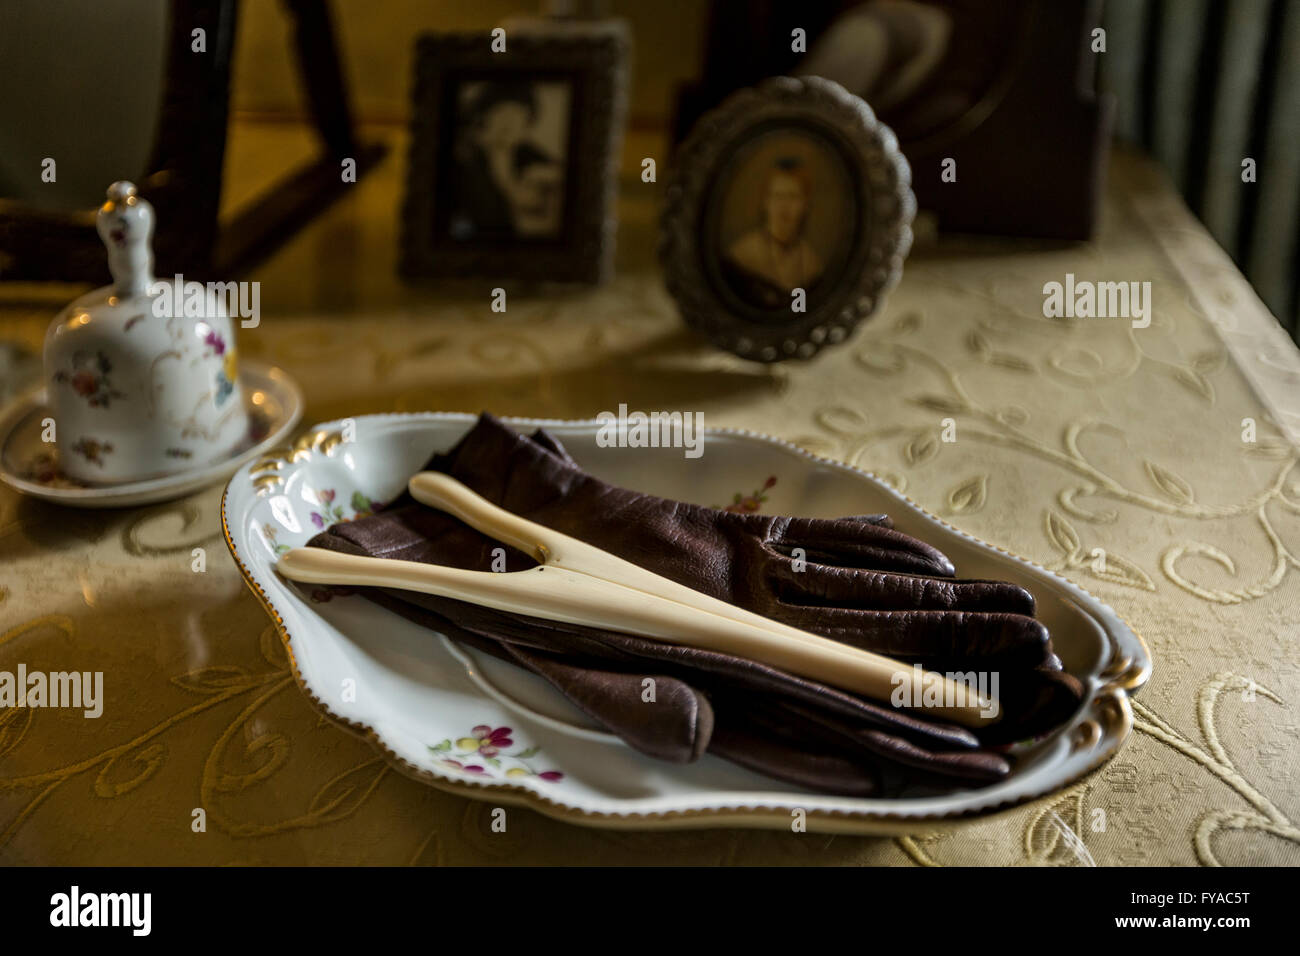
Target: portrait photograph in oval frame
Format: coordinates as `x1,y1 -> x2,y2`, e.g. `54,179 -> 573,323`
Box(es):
660,76 -> 915,362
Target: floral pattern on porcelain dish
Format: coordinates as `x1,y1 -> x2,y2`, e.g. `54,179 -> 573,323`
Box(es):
202,329 -> 239,407
430,726 -> 564,782
308,488 -> 381,531
0,361 -> 302,508
69,437 -> 114,466
221,412 -> 1151,834
52,350 -> 125,408
216,349 -> 238,407
265,488 -> 384,604
718,475 -> 777,513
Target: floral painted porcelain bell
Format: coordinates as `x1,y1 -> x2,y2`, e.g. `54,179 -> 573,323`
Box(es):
44,182 -> 249,484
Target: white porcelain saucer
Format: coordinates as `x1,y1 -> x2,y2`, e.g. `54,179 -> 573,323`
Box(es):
0,361 -> 303,508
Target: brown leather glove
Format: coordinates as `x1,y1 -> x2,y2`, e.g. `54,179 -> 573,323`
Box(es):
313,568 -> 1013,795
310,414 -> 1082,793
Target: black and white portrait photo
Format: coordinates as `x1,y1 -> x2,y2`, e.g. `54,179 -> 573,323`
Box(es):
711,129 -> 854,313
447,79 -> 572,241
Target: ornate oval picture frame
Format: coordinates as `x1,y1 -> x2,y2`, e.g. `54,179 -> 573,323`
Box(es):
660,76 -> 914,362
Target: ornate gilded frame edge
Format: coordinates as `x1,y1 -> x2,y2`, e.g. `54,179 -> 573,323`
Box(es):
659,76 -> 915,362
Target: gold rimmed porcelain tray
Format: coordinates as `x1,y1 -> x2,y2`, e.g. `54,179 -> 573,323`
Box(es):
221,412 -> 1150,834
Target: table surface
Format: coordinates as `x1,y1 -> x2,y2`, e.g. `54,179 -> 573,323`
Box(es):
2,123 -> 1298,866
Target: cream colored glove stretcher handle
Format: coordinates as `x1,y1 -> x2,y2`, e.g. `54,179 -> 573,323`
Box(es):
276,471 -> 1000,728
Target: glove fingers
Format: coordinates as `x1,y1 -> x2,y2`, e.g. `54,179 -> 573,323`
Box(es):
859,729 -> 1011,784
906,635 -> 1086,742
975,667 -> 1085,745
502,644 -> 715,764
707,698 -> 883,795
775,606 -> 1083,740
732,696 -> 1010,789
763,605 -> 1056,670
767,560 -> 1037,616
773,700 -> 1011,785
769,516 -> 956,577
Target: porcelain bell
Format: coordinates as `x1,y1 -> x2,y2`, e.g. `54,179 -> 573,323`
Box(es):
44,182 -> 250,484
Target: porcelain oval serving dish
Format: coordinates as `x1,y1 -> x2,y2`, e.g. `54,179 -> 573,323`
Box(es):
221,413 -> 1150,833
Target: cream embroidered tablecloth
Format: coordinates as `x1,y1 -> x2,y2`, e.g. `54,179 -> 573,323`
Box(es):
2,126 -> 1297,866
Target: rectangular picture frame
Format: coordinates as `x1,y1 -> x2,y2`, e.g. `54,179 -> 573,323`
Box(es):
400,26 -> 628,285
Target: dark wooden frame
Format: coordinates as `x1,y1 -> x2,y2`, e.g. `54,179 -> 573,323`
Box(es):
400,30 -> 627,285
0,0 -> 384,284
